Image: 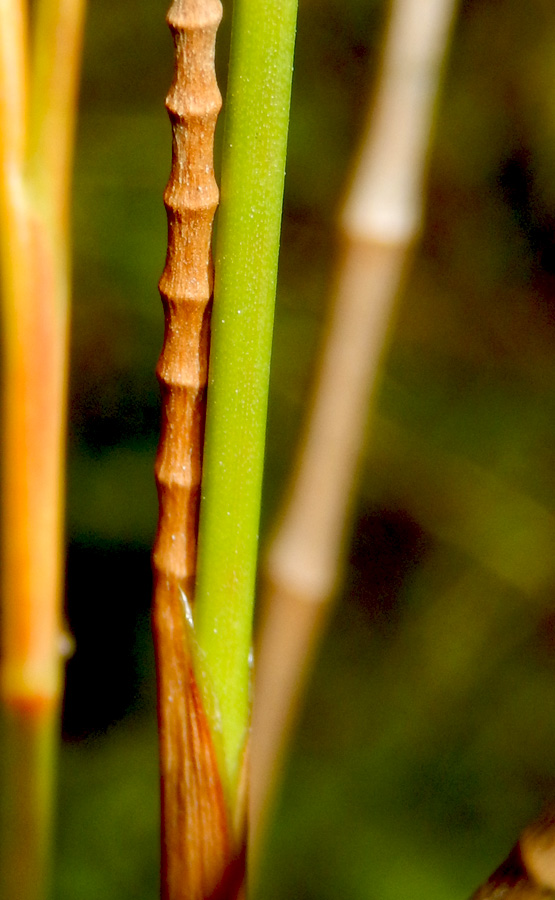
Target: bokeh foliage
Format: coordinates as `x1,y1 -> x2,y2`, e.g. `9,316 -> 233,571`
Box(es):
57,0 -> 555,897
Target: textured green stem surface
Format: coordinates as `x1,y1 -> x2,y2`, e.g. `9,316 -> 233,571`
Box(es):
195,0 -> 298,796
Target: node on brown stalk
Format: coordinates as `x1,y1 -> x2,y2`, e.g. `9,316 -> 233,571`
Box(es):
152,2 -> 243,897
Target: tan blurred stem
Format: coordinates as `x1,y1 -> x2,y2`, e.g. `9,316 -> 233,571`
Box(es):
470,810 -> 555,899
0,0 -> 85,896
250,0 -> 458,876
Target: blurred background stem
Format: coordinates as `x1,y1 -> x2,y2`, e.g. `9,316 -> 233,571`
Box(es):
250,0 -> 458,877
0,0 -> 85,896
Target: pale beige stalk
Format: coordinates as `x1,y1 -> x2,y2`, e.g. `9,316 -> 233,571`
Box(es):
250,0 -> 458,872
470,810 -> 555,898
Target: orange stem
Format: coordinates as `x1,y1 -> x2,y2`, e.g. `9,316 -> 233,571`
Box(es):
0,0 -> 85,897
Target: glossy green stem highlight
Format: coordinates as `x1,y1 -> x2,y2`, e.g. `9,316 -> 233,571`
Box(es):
194,0 -> 298,796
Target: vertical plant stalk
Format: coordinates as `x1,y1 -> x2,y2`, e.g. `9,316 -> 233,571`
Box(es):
250,0 -> 458,873
152,2 -> 235,897
470,811 -> 555,898
29,0 -> 87,240
194,0 -> 298,805
0,0 -> 85,897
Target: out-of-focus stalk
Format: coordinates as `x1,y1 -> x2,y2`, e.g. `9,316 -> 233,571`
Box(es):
470,809 -> 555,899
29,0 -> 87,238
250,0 -> 458,877
0,0 -> 85,896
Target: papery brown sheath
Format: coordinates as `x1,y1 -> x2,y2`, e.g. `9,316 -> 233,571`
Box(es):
152,1 -> 240,897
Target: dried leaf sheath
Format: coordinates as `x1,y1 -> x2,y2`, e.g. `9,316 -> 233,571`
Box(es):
154,584 -> 231,900
152,1 -> 230,897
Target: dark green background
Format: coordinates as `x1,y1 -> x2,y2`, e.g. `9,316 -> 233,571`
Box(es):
56,0 -> 555,897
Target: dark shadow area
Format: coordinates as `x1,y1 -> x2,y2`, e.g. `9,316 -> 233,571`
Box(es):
63,542 -> 154,739
346,507 -> 429,635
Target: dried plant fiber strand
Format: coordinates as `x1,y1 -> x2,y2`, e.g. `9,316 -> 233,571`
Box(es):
151,2 -> 239,897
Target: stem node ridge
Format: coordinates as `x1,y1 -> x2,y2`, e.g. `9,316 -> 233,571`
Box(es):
153,2 -> 237,897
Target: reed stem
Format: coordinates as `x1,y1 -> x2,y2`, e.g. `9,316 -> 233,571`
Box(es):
29,0 -> 86,238
152,3 -> 233,897
0,0 -> 85,895
250,0 -> 458,872
194,0 -> 298,801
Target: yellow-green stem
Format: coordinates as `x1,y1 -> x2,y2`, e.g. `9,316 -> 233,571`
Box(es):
194,0 -> 298,798
0,0 -> 85,896
29,0 -> 86,238
0,708 -> 57,900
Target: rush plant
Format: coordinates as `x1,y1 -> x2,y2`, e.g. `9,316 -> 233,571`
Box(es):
152,0 -> 298,896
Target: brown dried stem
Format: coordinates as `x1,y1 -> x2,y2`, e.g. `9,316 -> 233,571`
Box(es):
152,1 -> 239,897
154,0 -> 221,606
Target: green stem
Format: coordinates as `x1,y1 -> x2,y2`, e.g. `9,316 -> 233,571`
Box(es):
0,708 -> 57,900
194,0 -> 298,797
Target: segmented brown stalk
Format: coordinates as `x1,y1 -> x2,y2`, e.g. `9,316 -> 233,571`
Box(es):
152,2 -> 239,897
154,0 -> 221,604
